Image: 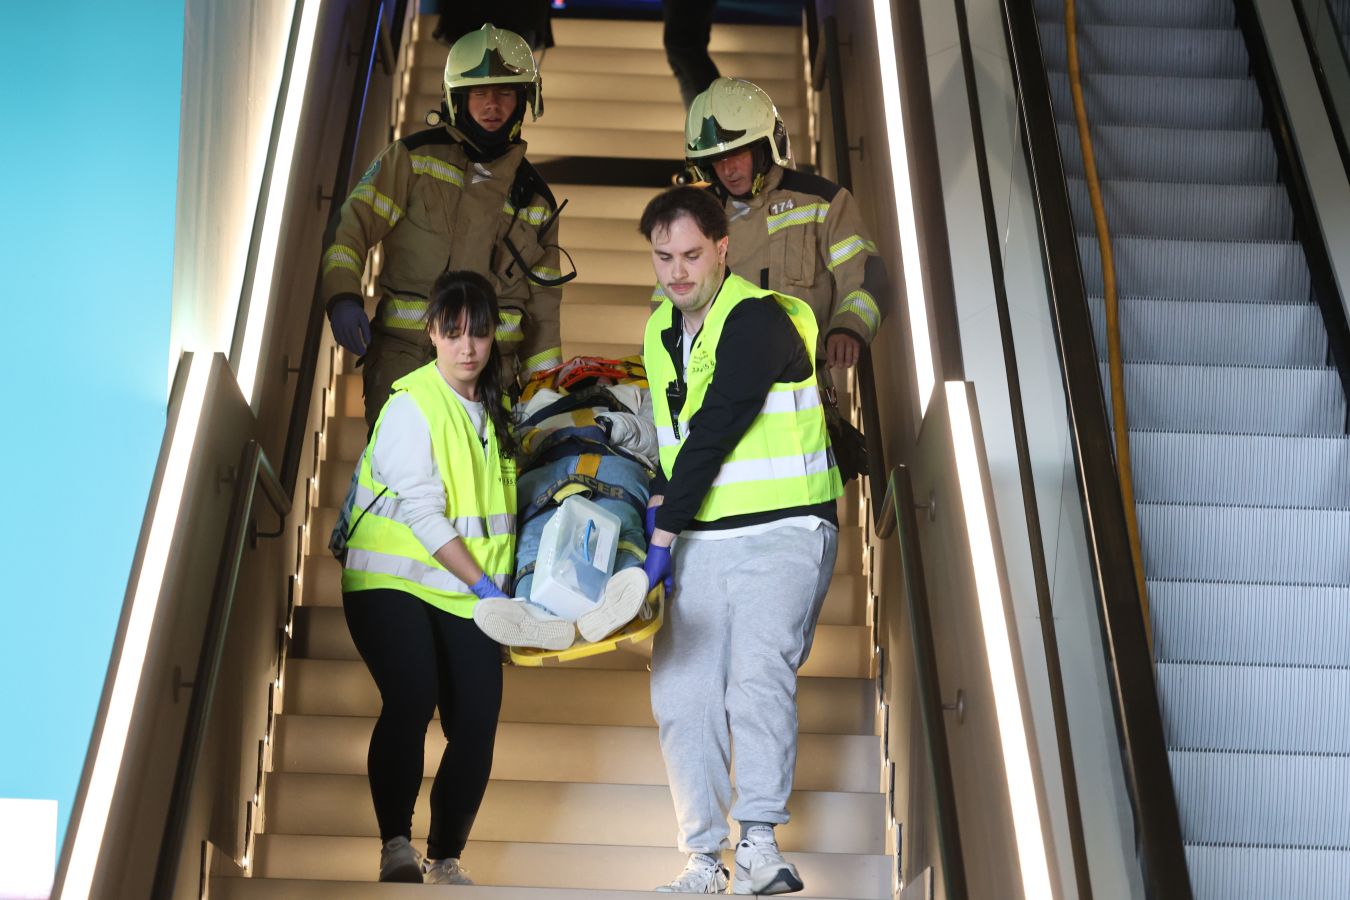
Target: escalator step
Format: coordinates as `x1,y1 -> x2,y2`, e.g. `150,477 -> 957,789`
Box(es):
1169,749 -> 1350,848
1049,72 -> 1263,130
1079,235 -> 1310,303
1039,23 -> 1250,78
1069,179 -> 1293,242
1087,296 -> 1325,366
1033,0 -> 1236,29
1185,845 -> 1350,900
1130,432 -> 1350,507
1151,581 -> 1350,668
1058,124 -> 1278,183
1156,662 -> 1350,754
1138,504 -> 1350,584
1105,363 -> 1344,435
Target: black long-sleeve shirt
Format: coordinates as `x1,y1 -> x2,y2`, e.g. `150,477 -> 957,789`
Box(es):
652,284 -> 839,534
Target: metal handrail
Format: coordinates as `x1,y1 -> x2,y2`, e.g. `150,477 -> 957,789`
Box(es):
819,14 -> 890,529
997,0 -> 1192,894
279,0 -> 407,496
952,0 -> 1093,894
150,441 -> 289,898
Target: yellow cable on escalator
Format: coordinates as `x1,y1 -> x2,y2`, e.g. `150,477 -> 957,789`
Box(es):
1064,0 -> 1153,649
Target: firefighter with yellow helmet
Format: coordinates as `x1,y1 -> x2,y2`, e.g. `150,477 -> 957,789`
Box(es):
322,24 -> 570,427
681,77 -> 888,373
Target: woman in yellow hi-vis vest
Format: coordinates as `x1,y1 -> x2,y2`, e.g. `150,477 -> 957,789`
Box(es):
333,271 -> 518,884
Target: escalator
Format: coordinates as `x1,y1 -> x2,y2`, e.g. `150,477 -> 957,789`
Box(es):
1027,0 -> 1350,894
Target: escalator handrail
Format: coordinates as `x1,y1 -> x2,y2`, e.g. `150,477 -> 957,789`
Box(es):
150,441 -> 290,898
820,14 -> 890,531
279,0 -> 410,497
995,1 -> 1193,895
1237,0 -> 1350,419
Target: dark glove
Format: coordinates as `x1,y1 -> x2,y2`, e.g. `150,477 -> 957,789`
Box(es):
328,294 -> 371,356
469,573 -> 509,600
642,544 -> 673,595
644,505 -> 659,542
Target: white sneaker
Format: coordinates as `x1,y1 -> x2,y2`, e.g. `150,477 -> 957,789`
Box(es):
423,856 -> 474,885
733,827 -> 803,895
655,853 -> 730,893
378,836 -> 423,883
577,567 -> 649,642
473,597 -> 574,650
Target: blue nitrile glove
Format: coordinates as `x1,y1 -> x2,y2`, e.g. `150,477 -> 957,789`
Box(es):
643,544 -> 674,595
644,505 -> 659,542
469,573 -> 509,600
328,293 -> 372,356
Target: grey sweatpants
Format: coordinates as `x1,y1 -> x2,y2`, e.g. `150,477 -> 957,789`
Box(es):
650,524 -> 839,854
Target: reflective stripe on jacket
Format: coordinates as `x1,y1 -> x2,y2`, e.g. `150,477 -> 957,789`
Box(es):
643,273 -> 842,523
342,362 -> 518,616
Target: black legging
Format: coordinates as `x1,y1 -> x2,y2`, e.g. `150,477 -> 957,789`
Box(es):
343,588 -> 503,860
663,0 -> 721,108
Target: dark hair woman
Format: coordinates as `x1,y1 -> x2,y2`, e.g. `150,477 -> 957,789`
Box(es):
335,270 -> 518,884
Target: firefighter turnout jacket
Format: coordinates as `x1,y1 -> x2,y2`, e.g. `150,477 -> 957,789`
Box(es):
322,125 -> 565,382
658,166 -> 889,351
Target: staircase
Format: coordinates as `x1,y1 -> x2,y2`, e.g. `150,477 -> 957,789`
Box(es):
1036,0 -> 1350,895
214,13 -> 890,898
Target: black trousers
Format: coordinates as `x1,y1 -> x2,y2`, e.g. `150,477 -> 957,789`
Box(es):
343,588 -> 503,859
663,0 -> 722,108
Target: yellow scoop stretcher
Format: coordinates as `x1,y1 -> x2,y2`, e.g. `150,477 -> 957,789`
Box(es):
509,584 -> 664,667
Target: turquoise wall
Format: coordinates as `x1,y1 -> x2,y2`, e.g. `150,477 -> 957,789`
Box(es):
0,1 -> 184,854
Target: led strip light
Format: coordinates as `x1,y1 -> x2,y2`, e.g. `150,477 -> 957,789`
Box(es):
236,0 -> 326,404
872,0 -> 937,414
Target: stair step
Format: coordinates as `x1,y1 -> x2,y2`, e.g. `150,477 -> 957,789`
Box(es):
1069,179 -> 1293,242
544,70 -> 801,107
282,660 -> 877,735
1156,662 -> 1350,754
215,878 -> 870,900
569,246 -> 654,287
1107,363 -> 1345,435
299,549 -> 866,625
291,605 -> 873,678
247,836 -> 888,897
263,774 -> 886,854
1130,433 -> 1350,507
553,183 -> 664,221
1138,504 -> 1350,584
1078,236 -> 1310,304
1184,845 -> 1350,900
1049,72 -> 1263,130
271,717 -> 882,793
1059,124 -> 1278,184
549,18 -> 801,55
1151,580 -> 1350,667
518,124 -> 684,162
563,218 -> 651,253
540,46 -> 801,82
1087,296 -> 1324,366
1169,749 -> 1350,848
1038,23 -> 1250,78
1034,0 -> 1236,28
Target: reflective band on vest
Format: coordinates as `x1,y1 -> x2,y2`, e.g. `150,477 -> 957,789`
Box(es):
342,362 -> 517,617
643,273 -> 842,523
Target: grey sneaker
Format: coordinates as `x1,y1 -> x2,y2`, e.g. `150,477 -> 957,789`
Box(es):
655,853 -> 730,893
473,596 -> 574,650
424,856 -> 474,885
378,836 -> 423,883
577,567 -> 649,642
733,826 -> 802,894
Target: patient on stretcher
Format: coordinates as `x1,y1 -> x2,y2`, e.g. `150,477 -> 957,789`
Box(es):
472,357 -> 656,651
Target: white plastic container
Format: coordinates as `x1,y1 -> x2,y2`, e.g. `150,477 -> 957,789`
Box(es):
529,494 -> 621,621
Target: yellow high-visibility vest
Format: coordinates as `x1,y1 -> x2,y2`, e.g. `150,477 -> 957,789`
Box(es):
342,362 -> 517,616
643,273 -> 841,523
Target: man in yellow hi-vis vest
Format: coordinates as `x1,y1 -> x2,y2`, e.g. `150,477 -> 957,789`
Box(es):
639,187 -> 842,896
